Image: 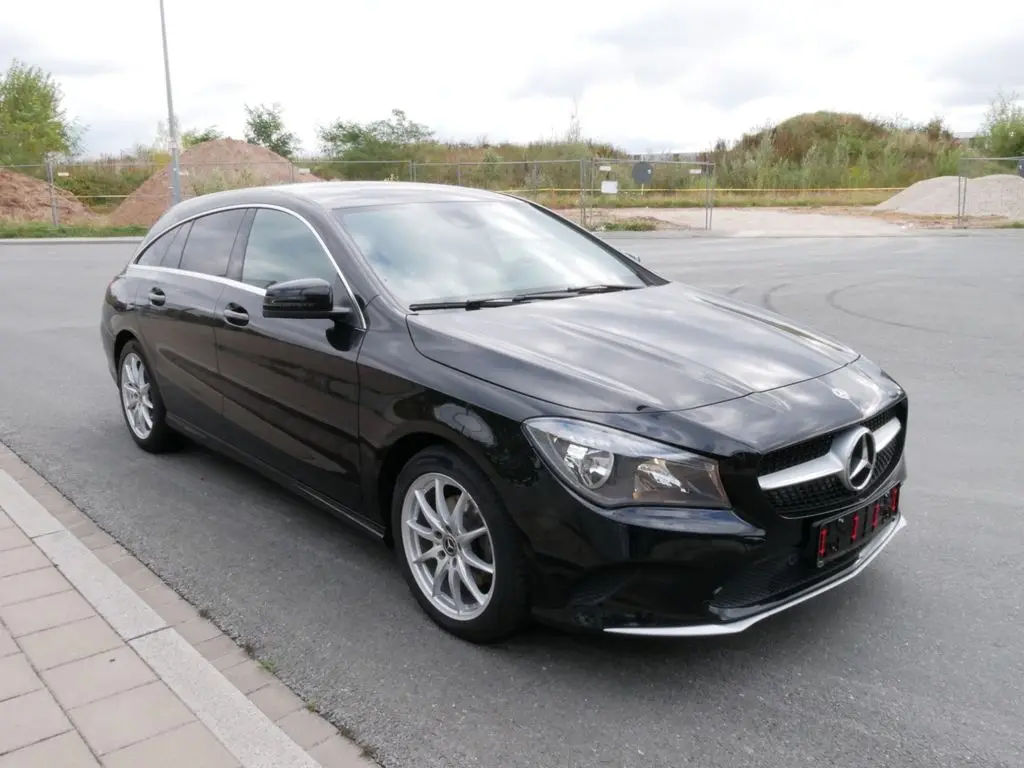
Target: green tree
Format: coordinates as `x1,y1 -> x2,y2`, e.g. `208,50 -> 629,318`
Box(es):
0,59 -> 84,165
317,108 -> 433,161
181,125 -> 224,148
979,91 -> 1024,159
243,102 -> 299,158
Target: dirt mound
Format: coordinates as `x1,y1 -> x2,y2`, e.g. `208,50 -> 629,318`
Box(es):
0,168 -> 95,223
876,174 -> 1024,219
109,139 -> 319,227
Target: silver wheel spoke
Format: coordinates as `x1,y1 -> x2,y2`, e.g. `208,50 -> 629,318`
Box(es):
448,564 -> 465,612
414,490 -> 446,533
405,519 -> 436,540
457,526 -> 488,545
450,491 -> 469,535
456,558 -> 486,605
413,544 -> 441,564
461,549 -> 494,576
432,559 -> 450,599
433,478 -> 451,526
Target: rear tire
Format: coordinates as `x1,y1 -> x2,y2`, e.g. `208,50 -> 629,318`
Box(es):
117,340 -> 180,454
392,446 -> 530,644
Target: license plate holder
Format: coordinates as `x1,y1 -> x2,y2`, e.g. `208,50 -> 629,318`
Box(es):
810,485 -> 901,568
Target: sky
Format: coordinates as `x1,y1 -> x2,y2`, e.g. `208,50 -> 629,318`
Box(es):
3,0 -> 1024,158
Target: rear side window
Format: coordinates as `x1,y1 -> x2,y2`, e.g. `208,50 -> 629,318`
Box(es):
178,210 -> 246,277
161,222 -> 191,268
135,228 -> 175,266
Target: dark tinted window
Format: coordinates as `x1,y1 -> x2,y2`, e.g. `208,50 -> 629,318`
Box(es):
241,208 -> 338,288
160,222 -> 192,268
178,210 -> 245,277
136,228 -> 174,266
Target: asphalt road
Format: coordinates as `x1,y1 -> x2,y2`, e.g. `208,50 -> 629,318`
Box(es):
1,232 -> 1022,768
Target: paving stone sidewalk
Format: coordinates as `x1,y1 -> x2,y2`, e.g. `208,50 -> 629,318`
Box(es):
0,444 -> 372,768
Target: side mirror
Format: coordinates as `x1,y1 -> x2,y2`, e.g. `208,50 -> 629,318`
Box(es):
262,277 -> 352,321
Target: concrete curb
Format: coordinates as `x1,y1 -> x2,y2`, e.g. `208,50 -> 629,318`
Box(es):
0,444 -> 374,768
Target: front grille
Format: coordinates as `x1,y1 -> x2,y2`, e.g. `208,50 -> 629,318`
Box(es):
759,401 -> 906,518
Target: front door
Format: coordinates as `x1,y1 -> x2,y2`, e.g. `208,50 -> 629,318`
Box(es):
213,207 -> 366,513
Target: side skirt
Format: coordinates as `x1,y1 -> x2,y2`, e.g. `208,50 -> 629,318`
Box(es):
166,414 -> 386,540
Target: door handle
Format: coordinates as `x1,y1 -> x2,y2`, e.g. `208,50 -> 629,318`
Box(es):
148,287 -> 166,306
223,306 -> 249,327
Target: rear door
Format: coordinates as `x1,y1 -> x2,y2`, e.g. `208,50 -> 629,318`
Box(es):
213,206 -> 366,513
133,208 -> 247,431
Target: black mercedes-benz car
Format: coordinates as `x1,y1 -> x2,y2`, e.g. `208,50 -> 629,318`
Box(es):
100,181 -> 908,643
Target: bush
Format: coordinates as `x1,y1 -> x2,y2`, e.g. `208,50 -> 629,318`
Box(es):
978,92 -> 1024,159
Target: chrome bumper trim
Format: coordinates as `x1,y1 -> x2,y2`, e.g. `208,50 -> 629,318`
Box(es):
604,514 -> 907,637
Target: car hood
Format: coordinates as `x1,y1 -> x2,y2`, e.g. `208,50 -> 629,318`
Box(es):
406,282 -> 860,413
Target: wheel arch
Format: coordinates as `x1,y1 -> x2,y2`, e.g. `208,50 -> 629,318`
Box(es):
371,412 -> 530,550
376,429 -> 480,548
113,329 -> 139,369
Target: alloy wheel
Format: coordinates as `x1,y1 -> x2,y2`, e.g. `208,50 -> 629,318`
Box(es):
400,472 -> 496,621
120,351 -> 155,440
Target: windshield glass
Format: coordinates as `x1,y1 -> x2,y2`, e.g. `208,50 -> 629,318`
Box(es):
332,200 -> 647,306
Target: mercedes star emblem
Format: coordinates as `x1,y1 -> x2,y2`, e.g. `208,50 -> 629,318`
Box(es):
832,388 -> 851,400
841,427 -> 877,491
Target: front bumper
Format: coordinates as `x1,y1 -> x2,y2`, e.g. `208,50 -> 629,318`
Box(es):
519,456 -> 907,636
603,512 -> 906,636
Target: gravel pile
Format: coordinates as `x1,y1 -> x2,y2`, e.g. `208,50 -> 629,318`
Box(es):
876,174 -> 1024,219
0,168 -> 96,223
110,138 -> 320,227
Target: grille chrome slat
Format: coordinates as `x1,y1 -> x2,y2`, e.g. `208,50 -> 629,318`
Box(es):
757,417 -> 902,492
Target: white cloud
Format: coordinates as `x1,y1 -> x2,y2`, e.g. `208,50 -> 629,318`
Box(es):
3,0 -> 1023,157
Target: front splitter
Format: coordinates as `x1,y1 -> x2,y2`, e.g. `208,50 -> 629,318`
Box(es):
604,514 -> 908,637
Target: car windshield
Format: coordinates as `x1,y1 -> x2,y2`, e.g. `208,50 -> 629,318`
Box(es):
332,200 -> 648,307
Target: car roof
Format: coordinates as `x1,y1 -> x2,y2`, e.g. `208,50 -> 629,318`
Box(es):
143,181 -> 525,242
162,181 -> 510,220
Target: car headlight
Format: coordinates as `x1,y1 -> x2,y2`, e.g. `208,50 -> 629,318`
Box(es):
522,417 -> 730,509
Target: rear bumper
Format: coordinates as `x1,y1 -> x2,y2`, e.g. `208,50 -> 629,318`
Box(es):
603,512 -> 907,637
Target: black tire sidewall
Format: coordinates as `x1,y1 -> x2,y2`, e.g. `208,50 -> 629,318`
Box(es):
392,446 -> 530,643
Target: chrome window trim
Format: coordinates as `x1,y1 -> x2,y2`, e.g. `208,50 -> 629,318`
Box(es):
758,416 -> 903,491
129,202 -> 367,330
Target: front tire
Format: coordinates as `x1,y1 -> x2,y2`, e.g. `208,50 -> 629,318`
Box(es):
392,446 -> 530,644
117,340 -> 179,453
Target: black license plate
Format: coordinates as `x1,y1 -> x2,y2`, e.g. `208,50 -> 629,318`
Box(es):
810,485 -> 901,568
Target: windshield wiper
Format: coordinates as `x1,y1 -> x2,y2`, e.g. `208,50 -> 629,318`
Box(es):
408,285 -> 640,312
512,284 -> 641,300
408,296 -> 522,311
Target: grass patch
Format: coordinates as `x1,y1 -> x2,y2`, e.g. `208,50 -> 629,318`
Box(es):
995,220 -> 1024,228
0,221 -> 147,238
598,218 -> 660,231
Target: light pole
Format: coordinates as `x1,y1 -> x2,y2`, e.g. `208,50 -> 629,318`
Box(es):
159,0 -> 182,205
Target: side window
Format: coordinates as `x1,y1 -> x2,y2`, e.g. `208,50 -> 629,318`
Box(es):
241,209 -> 339,289
161,221 -> 191,268
178,210 -> 246,277
135,228 -> 175,266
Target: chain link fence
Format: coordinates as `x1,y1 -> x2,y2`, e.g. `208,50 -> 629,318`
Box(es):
584,159 -> 716,230
412,159 -> 588,221
7,154 -> 951,231
956,156 -> 1024,227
